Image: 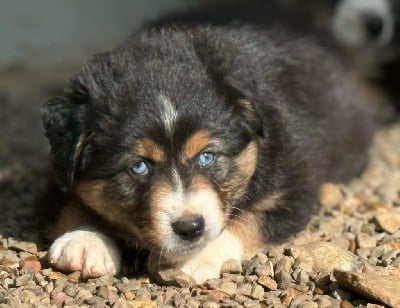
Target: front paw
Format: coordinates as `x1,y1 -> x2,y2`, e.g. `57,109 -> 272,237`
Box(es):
49,230 -> 121,278
180,230 -> 244,284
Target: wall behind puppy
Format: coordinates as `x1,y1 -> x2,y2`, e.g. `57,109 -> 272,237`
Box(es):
0,1 -> 194,169
0,0 -> 195,67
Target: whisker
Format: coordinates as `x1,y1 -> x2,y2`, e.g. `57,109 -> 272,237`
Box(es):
226,213 -> 252,224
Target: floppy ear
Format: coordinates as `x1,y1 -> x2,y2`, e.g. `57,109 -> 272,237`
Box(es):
41,79 -> 89,191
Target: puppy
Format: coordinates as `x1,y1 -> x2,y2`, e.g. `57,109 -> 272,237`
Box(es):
41,17 -> 374,283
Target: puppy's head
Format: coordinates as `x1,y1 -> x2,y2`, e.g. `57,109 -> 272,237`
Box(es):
42,28 -> 262,261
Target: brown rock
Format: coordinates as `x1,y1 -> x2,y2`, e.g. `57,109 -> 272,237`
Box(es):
375,209 -> 400,234
153,268 -> 195,287
20,259 -> 41,274
126,300 -> 157,308
356,233 -> 377,248
257,275 -> 278,290
281,288 -> 300,306
339,300 -> 354,308
218,281 -> 237,296
250,284 -> 264,300
220,258 -> 242,274
7,238 -> 37,254
293,242 -> 363,275
319,183 -> 343,208
334,269 -> 400,307
201,289 -> 229,302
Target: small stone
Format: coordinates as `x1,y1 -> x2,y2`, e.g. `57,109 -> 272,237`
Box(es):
319,183 -> 343,208
218,281 -> 237,296
290,294 -> 312,307
50,291 -> 68,304
204,278 -> 221,290
275,256 -> 294,273
200,289 -> 229,302
66,271 -> 81,282
243,300 -> 261,308
44,282 -> 54,294
20,259 -> 41,274
7,238 -> 37,254
74,289 -> 93,303
356,233 -> 377,248
153,268 -> 195,287
375,209 -> 400,234
244,275 -> 258,283
280,288 -> 300,306
250,283 -> 264,300
299,301 -> 318,308
339,300 -> 354,308
334,269 -> 400,307
295,242 -> 363,275
314,295 -> 340,308
257,275 -> 277,290
135,287 -> 151,301
254,263 -> 273,277
15,273 -> 32,286
221,258 -> 242,274
63,283 -> 77,297
275,269 -> 292,289
85,296 -> 108,306
115,280 -> 141,293
202,302 -> 219,308
231,293 -> 249,304
221,273 -> 244,283
237,283 -> 252,296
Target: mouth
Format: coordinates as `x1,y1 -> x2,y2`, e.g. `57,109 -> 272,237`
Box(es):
159,227 -> 225,263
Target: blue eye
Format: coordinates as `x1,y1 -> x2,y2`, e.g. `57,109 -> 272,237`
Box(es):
130,161 -> 149,176
198,152 -> 215,167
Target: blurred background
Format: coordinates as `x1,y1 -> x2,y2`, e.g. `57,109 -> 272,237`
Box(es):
0,0 -> 195,170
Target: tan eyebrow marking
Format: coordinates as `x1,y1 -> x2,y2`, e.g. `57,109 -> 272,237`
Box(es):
135,138 -> 165,163
182,130 -> 212,160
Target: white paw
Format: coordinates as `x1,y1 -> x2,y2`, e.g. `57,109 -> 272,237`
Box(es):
179,230 -> 243,284
49,230 -> 121,278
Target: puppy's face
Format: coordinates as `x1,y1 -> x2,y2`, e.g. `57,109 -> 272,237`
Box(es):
42,31 -> 261,261
78,125 -> 258,260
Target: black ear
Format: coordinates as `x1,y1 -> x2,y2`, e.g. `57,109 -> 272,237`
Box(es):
41,80 -> 89,190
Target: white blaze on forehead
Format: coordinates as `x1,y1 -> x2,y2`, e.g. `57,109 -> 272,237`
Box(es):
158,94 -> 178,135
171,168 -> 183,195
332,0 -> 393,46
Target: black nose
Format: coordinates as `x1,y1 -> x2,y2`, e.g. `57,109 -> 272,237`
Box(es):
363,12 -> 384,39
172,215 -> 205,241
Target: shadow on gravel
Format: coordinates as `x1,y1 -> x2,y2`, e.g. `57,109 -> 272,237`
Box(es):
0,64 -> 78,247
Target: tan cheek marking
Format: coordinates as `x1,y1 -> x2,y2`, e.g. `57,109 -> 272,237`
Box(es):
228,211 -> 263,259
182,130 -> 211,160
235,141 -> 258,178
135,138 -> 165,163
220,142 -> 258,201
149,180 -> 174,239
76,180 -> 143,238
253,192 -> 284,211
149,180 -> 173,213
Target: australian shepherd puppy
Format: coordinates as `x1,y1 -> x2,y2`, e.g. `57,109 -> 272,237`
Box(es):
41,12 -> 374,283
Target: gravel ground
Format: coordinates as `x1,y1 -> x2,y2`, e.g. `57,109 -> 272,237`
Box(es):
1,66 -> 400,307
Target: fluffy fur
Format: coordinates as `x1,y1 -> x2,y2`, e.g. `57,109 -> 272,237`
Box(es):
41,11 -> 374,283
